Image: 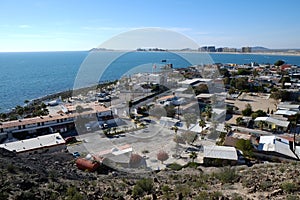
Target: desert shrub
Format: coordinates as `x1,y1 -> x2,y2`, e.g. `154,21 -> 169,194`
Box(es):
184,161 -> 200,169
66,186 -> 86,200
210,191 -> 223,199
6,163 -> 16,173
286,195 -> 300,200
167,162 -> 183,171
174,184 -> 191,197
161,185 -> 171,194
0,191 -> 9,200
281,181 -> 298,193
132,178 -> 154,197
195,191 -> 209,200
214,167 -> 238,183
231,193 -> 244,200
259,180 -> 273,191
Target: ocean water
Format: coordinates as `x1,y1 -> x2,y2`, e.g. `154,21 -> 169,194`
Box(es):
1,51 -> 300,112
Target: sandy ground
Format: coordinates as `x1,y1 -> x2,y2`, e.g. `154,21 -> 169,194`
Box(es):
226,93 -> 278,125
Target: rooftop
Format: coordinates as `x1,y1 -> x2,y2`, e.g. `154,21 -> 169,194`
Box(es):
254,116 -> 290,128
0,133 -> 65,153
204,145 -> 238,160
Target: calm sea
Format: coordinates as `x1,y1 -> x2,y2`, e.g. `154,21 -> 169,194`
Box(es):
1,51 -> 300,112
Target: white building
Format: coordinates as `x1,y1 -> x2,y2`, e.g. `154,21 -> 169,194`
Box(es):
258,135 -> 299,160
203,145 -> 238,165
0,133 -> 66,156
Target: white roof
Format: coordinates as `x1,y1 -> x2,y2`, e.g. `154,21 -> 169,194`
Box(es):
178,78 -> 212,85
174,87 -> 187,92
178,79 -> 200,85
212,108 -> 226,115
278,103 -> 300,110
160,116 -> 180,123
204,145 -> 238,160
0,133 -> 65,153
254,117 -> 290,128
274,110 -> 297,116
259,135 -> 276,144
259,135 -> 298,159
196,93 -> 214,98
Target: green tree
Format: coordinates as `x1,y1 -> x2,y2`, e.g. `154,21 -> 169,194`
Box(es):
274,60 -> 285,66
235,139 -> 253,157
242,103 -> 253,116
165,105 -> 176,118
171,125 -> 178,135
224,123 -> 232,133
236,117 -> 244,126
189,152 -> 198,163
237,69 -> 251,75
199,119 -> 206,135
235,77 -> 249,90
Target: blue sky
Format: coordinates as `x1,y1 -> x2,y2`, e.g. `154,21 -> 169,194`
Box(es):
0,0 -> 300,52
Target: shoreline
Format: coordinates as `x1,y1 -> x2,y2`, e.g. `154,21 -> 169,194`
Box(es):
1,80 -> 118,113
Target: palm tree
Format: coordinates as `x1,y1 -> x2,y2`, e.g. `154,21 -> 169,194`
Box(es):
258,121 -> 266,130
224,123 -> 232,134
199,119 -> 206,135
189,152 -> 197,163
172,126 -> 178,135
204,105 -> 212,120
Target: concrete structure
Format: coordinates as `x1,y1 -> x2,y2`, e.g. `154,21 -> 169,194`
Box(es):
0,133 -> 66,155
203,145 -> 238,166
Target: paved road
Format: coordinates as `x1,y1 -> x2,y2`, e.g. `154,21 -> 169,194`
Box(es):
67,122 -> 209,170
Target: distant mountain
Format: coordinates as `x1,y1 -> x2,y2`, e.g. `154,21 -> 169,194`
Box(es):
251,46 -> 270,51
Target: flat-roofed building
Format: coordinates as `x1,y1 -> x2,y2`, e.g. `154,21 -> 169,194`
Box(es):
0,133 -> 66,156
0,102 -> 114,138
203,145 -> 238,166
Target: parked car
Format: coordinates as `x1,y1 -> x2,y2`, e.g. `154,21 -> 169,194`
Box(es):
72,152 -> 80,158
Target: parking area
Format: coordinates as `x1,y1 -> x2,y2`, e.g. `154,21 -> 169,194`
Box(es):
67,122 -> 214,171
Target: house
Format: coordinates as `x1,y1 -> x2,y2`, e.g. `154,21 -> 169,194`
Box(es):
203,145 -> 238,166
257,135 -> 299,160
156,95 -> 182,106
196,93 -> 214,103
254,116 -> 290,131
178,78 -> 212,88
277,102 -> 300,113
0,133 -> 66,156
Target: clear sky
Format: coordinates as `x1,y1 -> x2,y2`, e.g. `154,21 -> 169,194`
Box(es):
1,0 -> 300,52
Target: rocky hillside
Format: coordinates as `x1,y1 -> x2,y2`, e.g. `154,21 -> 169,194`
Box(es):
0,148 -> 299,200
